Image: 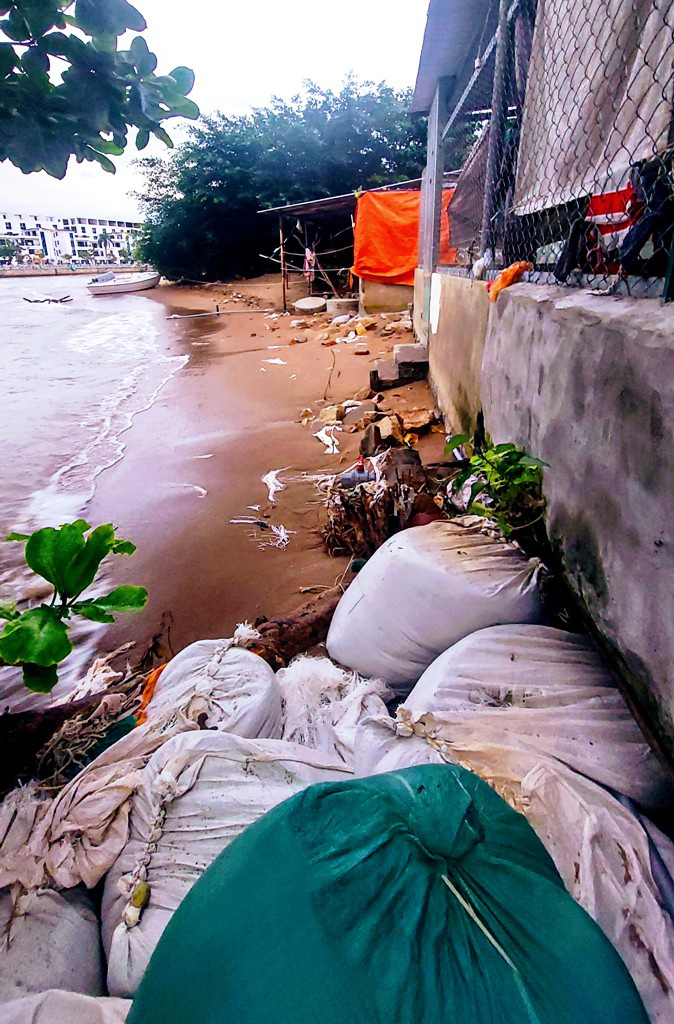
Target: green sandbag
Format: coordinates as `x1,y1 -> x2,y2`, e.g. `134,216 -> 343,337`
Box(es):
128,764 -> 648,1024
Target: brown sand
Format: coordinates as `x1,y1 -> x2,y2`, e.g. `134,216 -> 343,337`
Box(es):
86,276 -> 444,661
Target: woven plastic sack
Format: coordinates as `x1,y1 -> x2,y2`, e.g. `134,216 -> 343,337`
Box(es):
0,887 -> 104,1005
277,655 -> 389,765
327,517 -> 542,690
0,991 -> 130,1024
128,765 -> 647,1024
102,731 -> 351,997
398,624 -> 670,809
141,642 -> 282,736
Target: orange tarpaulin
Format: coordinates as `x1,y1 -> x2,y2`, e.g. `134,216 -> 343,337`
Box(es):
352,189 -> 456,287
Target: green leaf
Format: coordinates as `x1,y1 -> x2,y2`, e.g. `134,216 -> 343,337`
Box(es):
518,455 -> 548,469
89,150 -> 117,173
135,128 -> 150,150
5,532 -> 30,542
0,42 -> 18,77
168,66 -> 195,96
23,663 -> 58,693
25,520 -> 89,593
111,539 -> 136,555
445,433 -> 470,451
73,585 -> 147,622
152,126 -> 173,148
493,443 -> 518,454
0,600 -> 19,621
0,607 -> 72,666
129,34 -> 156,76
61,523 -> 116,597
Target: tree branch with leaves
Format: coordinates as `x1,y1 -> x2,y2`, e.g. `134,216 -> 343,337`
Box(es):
0,0 -> 199,178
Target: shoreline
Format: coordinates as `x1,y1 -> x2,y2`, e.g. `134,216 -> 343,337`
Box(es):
82,276 -> 444,668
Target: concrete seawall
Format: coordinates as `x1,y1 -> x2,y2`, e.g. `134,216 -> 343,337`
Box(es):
415,268 -> 674,756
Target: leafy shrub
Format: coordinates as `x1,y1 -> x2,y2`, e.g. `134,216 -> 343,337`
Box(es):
0,520 -> 147,692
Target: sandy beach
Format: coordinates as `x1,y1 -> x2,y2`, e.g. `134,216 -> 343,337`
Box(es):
81,275 -> 444,664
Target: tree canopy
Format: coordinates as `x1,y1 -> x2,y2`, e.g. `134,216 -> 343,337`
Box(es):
0,0 -> 198,178
135,79 -> 428,281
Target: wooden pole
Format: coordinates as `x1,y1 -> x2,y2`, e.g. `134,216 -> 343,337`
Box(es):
279,215 -> 287,312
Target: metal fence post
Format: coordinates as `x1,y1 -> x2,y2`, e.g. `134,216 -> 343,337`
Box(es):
480,0 -> 510,257
420,77 -> 451,272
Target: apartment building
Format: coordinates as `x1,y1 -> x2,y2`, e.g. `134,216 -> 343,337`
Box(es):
0,212 -> 143,262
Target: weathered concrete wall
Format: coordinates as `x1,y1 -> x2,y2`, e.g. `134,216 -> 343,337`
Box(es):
420,273 -> 674,750
481,285 -> 674,750
359,277 -> 413,314
425,272 -> 490,433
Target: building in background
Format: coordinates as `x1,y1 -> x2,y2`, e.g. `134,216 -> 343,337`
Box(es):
0,211 -> 142,262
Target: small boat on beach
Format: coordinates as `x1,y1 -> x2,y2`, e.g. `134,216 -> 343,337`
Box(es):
87,270 -> 160,296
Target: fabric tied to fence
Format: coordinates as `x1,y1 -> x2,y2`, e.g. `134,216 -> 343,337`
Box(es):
513,0 -> 674,215
352,189 -> 455,286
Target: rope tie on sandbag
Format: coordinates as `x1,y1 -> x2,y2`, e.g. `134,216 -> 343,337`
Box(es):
442,874 -> 541,1024
119,768 -> 180,930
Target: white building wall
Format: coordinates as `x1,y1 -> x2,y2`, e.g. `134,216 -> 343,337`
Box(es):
0,211 -> 142,263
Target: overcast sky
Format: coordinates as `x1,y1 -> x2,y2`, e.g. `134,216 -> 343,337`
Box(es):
0,0 -> 428,220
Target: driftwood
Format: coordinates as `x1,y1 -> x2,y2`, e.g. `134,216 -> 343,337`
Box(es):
252,586 -> 343,668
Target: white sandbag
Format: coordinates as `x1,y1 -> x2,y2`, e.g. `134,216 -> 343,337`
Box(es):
520,762 -> 674,1024
353,713 -> 445,776
398,624 -> 670,809
277,655 -> 390,765
0,887 -> 105,1005
327,517 -> 542,689
142,642 -> 282,737
102,731 -> 351,998
0,991 -> 130,1024
0,726 -> 182,893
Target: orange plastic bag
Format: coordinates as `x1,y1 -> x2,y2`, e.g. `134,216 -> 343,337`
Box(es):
487,261 -> 533,302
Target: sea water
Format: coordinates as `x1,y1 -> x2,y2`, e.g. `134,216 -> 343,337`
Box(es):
0,275 -> 187,709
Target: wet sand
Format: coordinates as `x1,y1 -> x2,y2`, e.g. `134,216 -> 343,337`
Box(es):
86,277 -> 444,661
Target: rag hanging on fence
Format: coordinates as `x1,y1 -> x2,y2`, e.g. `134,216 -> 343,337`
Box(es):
127,764 -> 648,1024
352,189 -> 456,286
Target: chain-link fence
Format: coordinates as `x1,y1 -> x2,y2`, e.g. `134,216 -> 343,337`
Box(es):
439,0 -> 674,299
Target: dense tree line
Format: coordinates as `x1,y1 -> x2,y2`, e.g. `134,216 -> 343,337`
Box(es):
135,79 -> 428,280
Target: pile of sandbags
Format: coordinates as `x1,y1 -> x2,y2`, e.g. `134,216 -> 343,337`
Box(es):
353,624 -> 674,1022
127,764 -> 649,1024
327,517 -> 542,692
0,645 -> 283,893
101,731 -> 350,997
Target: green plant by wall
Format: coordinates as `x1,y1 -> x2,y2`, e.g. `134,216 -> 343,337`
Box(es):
445,434 -> 547,536
0,520 -> 147,693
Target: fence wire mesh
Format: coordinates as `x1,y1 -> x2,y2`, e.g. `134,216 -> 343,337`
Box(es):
438,0 -> 674,298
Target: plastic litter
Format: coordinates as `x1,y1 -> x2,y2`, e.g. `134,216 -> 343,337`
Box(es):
261,468 -> 286,502
127,764 -> 648,1024
327,517 -> 542,690
314,424 -> 341,454
102,731 -> 350,997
